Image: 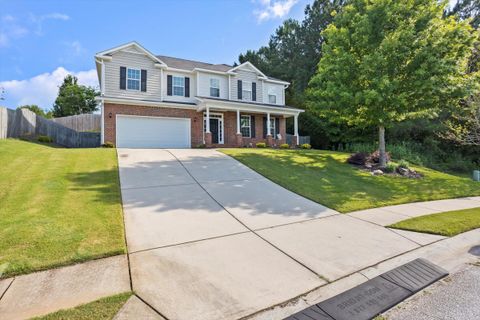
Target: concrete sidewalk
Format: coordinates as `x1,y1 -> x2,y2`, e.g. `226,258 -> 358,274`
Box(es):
348,197 -> 480,226
0,255 -> 130,320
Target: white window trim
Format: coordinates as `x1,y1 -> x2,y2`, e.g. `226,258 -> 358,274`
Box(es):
242,81 -> 252,101
172,76 -> 185,96
210,78 -> 220,97
203,112 -> 224,144
240,115 -> 251,138
127,67 -> 141,91
268,94 -> 277,104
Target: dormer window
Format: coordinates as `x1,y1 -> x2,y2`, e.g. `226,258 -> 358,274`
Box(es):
242,81 -> 252,101
127,68 -> 141,90
210,78 -> 220,97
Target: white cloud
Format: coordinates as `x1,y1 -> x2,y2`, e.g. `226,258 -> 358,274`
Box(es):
254,0 -> 298,22
0,12 -> 69,47
0,67 -> 98,110
30,12 -> 70,35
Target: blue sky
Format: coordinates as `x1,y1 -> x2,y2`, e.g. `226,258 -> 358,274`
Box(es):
0,0 -> 309,110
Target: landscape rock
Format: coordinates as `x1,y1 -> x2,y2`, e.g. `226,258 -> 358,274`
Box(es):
373,169 -> 384,176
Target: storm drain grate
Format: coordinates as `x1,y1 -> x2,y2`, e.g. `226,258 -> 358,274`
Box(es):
285,258 -> 448,320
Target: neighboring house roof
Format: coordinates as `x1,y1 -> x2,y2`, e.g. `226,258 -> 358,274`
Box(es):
156,55 -> 232,72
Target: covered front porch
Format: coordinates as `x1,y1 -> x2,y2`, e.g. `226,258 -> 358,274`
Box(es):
196,97 -> 302,148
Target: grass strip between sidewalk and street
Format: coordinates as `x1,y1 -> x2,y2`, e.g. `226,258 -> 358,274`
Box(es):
389,207 -> 480,237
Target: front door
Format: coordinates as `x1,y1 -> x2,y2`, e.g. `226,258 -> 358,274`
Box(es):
210,119 -> 219,144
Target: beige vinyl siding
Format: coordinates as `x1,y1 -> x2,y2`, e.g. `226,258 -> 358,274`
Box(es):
162,70 -> 197,104
104,50 -> 162,100
230,69 -> 263,103
197,72 -> 228,99
263,82 -> 285,105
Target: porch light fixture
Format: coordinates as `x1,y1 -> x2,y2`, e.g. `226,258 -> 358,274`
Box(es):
109,112 -> 112,119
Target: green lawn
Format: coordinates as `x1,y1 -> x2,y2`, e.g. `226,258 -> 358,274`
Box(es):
389,207 -> 480,236
222,149 -> 480,212
0,139 -> 125,278
31,292 -> 132,320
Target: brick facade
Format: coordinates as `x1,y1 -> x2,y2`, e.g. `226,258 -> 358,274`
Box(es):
104,103 -> 287,148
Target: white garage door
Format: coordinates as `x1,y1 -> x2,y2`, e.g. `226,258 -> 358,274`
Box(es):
116,115 -> 191,148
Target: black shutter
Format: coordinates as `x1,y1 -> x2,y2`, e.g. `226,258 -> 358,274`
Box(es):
167,75 -> 172,96
263,117 -> 267,138
120,67 -> 126,90
251,116 -> 256,138
275,118 -> 280,137
141,69 -> 147,92
237,80 -> 242,100
252,82 -> 256,101
185,77 -> 190,97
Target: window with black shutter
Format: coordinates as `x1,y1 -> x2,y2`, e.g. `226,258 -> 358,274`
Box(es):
120,67 -> 126,90
237,80 -> 242,100
167,75 -> 172,96
252,82 -> 256,101
141,69 -> 147,92
185,77 -> 190,97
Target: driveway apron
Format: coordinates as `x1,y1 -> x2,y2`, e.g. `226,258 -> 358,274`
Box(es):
117,148 -> 423,320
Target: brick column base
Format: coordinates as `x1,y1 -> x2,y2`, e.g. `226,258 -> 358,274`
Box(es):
236,133 -> 243,147
290,135 -> 298,148
266,135 -> 273,147
205,132 -> 212,148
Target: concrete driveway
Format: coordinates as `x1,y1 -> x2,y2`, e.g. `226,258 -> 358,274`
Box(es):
117,149 -> 424,320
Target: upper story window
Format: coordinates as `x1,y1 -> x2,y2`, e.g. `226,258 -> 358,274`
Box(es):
127,68 -> 141,90
173,76 -> 185,96
242,81 -> 252,101
210,78 -> 220,97
240,115 -> 251,138
268,94 -> 277,104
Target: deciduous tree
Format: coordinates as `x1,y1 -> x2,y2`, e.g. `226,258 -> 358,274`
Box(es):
308,0 -> 478,166
52,75 -> 99,117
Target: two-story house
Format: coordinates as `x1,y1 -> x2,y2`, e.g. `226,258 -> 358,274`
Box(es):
95,42 -> 303,148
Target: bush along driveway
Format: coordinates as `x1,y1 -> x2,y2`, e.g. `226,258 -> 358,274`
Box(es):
221,149 -> 480,213
0,139 -> 125,278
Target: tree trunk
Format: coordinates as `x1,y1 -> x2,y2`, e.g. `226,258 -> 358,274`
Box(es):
378,125 -> 387,167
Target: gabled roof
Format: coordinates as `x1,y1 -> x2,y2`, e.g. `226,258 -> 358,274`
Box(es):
228,61 -> 267,78
95,42 -> 289,84
96,41 -> 167,66
155,55 -> 232,72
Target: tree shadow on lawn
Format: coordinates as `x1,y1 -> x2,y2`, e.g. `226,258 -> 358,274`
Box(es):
230,150 -> 480,212
66,168 -> 122,205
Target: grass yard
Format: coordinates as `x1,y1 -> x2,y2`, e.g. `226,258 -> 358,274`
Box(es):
222,149 -> 480,212
389,207 -> 480,237
31,292 -> 132,320
0,139 -> 125,278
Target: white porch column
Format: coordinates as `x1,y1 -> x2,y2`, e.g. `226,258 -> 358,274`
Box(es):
206,106 -> 210,133
294,114 -> 299,145
267,112 -> 271,136
236,109 -> 241,134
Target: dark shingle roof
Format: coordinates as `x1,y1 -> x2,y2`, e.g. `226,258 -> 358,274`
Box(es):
156,55 -> 232,72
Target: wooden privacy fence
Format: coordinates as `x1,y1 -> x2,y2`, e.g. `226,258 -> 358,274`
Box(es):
0,107 -> 100,148
286,134 -> 311,146
52,114 -> 101,132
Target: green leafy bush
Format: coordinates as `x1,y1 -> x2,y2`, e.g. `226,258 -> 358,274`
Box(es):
280,143 -> 290,149
397,159 -> 410,169
37,135 -> 53,143
196,143 -> 206,148
301,143 -> 312,149
256,142 -> 267,148
102,142 -> 115,148
384,162 -> 398,173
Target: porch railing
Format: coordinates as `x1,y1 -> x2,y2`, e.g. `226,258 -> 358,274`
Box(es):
286,134 -> 310,145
